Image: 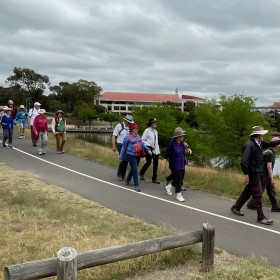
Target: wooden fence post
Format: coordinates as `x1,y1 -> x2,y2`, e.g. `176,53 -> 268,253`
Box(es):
201,223 -> 215,272
57,247 -> 78,280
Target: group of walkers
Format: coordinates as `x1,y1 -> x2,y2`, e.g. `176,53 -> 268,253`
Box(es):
112,114 -> 192,201
1,100 -> 67,155
113,117 -> 280,224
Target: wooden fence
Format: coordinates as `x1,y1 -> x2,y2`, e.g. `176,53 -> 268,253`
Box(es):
4,223 -> 215,280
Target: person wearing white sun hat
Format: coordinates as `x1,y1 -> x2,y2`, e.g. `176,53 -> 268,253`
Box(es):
231,126 -> 280,225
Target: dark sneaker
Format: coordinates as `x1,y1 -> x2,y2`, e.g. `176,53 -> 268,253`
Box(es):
257,218 -> 273,225
271,207 -> 280,212
2,142 -> 6,147
125,180 -> 131,186
139,174 -> 145,180
181,186 -> 187,191
152,180 -> 160,184
231,206 -> 244,216
117,176 -> 123,181
247,203 -> 256,210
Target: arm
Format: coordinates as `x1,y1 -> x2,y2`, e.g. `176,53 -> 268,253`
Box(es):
267,162 -> 274,185
112,135 -> 117,152
51,118 -> 56,134
32,116 -> 38,134
119,135 -> 129,161
141,129 -> 149,146
241,143 -> 251,185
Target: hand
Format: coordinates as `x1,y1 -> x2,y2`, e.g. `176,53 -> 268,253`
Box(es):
34,131 -> 38,135
148,150 -> 152,156
186,148 -> 192,155
112,147 -> 116,153
243,175 -> 249,185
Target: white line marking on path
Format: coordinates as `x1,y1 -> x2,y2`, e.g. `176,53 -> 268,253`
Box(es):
10,145 -> 280,236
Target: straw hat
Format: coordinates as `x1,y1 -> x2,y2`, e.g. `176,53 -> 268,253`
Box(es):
250,126 -> 268,136
172,127 -> 186,138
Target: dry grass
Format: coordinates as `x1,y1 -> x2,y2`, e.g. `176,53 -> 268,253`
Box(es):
0,163 -> 202,280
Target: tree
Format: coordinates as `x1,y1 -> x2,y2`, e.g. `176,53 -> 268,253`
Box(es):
50,80 -> 102,113
99,112 -> 122,128
131,105 -> 198,156
193,94 -> 268,168
77,107 -> 96,127
6,67 -> 50,102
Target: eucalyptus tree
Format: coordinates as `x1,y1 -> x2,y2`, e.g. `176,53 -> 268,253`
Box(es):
6,67 -> 50,102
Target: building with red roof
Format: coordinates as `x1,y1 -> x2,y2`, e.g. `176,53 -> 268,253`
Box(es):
96,91 -> 205,114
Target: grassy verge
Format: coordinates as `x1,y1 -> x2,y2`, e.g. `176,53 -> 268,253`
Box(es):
0,163 -> 202,279
4,131 -> 280,279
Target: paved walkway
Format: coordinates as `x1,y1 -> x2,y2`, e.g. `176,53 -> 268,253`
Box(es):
2,135 -> 280,266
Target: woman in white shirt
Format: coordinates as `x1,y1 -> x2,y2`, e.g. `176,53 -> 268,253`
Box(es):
139,118 -> 160,184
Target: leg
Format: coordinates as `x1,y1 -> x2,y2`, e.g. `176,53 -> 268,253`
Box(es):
8,128 -> 13,146
266,182 -> 279,209
152,154 -> 159,182
60,132 -> 66,152
55,133 -> 61,152
41,131 -> 48,152
139,148 -> 152,178
31,125 -> 37,146
172,169 -> 185,201
37,132 -> 43,154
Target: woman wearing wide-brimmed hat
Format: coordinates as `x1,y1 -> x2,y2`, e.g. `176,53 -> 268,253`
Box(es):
1,107 -> 14,148
162,127 -> 189,202
51,110 -> 66,154
33,109 -> 48,155
139,118 -> 161,184
16,105 -> 28,139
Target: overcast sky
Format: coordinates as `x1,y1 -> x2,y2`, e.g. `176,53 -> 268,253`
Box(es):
1,0 -> 280,106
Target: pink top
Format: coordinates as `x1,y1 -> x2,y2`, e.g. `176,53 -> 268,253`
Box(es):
33,115 -> 48,133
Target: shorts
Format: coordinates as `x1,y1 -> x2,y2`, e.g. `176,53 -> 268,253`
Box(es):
18,122 -> 27,129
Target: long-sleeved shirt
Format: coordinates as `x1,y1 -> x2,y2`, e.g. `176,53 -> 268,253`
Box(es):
119,133 -> 150,160
241,137 -> 280,175
164,140 -> 185,171
141,127 -> 160,155
1,114 -> 14,129
33,115 -> 48,133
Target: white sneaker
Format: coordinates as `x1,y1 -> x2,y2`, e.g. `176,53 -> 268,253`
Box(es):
165,183 -> 172,196
176,193 -> 185,202
38,152 -> 43,155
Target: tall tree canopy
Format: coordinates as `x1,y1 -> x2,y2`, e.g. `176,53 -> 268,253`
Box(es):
193,94 -> 268,168
6,67 -> 50,102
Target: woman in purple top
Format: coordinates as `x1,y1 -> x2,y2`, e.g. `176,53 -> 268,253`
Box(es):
120,123 -> 152,192
162,127 -> 188,202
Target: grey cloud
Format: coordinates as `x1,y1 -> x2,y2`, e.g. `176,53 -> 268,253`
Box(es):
1,0 -> 280,106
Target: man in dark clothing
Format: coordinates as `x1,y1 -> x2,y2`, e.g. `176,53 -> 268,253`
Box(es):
247,136 -> 280,212
231,126 -> 280,225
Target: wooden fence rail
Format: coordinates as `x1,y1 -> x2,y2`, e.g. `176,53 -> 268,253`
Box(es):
4,223 -> 215,280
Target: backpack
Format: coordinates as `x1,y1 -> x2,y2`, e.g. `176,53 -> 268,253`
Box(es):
118,123 -> 125,136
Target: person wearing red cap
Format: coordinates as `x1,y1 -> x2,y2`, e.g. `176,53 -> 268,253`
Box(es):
246,136 -> 280,212
119,123 -> 152,192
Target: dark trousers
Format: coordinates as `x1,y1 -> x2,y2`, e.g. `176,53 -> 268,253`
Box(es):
117,143 -> 128,179
247,174 -> 279,209
170,169 -> 185,193
3,128 -> 13,145
139,147 -> 159,181
234,174 -> 265,221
